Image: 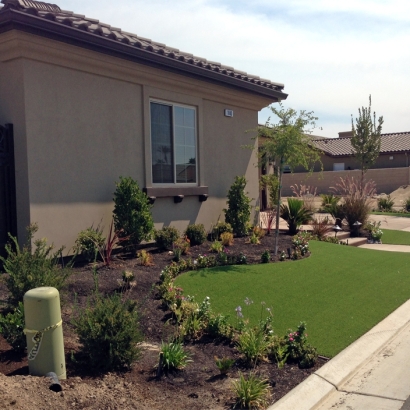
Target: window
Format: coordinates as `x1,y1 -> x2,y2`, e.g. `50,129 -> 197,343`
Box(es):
333,163 -> 345,171
150,101 -> 197,184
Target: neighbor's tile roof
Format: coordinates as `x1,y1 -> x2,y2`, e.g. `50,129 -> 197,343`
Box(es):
0,0 -> 287,100
312,132 -> 410,157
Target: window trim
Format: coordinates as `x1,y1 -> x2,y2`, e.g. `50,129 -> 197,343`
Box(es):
150,99 -> 198,186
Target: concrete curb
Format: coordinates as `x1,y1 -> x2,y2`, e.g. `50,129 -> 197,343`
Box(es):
268,299 -> 410,410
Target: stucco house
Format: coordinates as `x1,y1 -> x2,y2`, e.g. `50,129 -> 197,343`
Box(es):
282,131 -> 410,196
0,0 -> 287,251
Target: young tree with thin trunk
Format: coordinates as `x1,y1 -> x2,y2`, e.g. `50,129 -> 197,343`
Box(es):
351,95 -> 383,190
257,104 -> 322,255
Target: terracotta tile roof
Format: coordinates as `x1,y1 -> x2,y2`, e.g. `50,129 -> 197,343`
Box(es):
0,0 -> 287,101
312,132 -> 410,157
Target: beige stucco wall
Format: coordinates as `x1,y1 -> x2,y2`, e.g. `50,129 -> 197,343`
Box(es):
281,167 -> 410,196
0,31 -> 263,250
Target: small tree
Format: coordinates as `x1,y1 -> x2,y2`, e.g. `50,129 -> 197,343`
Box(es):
351,95 -> 383,190
257,104 -> 322,254
224,176 -> 251,237
113,176 -> 154,250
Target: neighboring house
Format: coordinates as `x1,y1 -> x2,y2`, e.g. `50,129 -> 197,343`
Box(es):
0,0 -> 287,250
282,131 -> 410,196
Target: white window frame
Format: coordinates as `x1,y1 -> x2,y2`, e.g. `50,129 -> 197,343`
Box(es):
150,99 -> 198,186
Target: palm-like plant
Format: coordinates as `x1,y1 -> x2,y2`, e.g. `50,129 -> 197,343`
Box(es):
280,198 -> 312,235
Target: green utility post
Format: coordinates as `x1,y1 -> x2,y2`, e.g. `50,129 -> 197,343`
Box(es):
23,287 -> 66,379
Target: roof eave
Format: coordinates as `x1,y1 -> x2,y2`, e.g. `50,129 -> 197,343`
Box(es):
0,8 -> 288,101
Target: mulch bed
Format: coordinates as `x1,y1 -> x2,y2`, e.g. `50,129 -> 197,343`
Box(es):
0,231 -> 327,409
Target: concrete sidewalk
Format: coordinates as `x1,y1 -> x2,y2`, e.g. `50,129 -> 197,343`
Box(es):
268,300 -> 410,410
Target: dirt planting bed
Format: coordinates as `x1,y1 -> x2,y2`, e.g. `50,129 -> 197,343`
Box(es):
0,233 -> 326,409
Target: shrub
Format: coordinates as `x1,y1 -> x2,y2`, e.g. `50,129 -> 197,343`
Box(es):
0,224 -> 72,307
280,198 -> 313,235
320,194 -> 340,213
184,224 -> 206,246
252,226 -> 266,239
247,234 -> 260,245
284,321 -> 317,368
76,228 -> 99,258
0,302 -> 26,353
259,208 -> 276,235
160,341 -> 192,371
206,313 -> 231,339
232,372 -> 271,410
237,253 -> 247,265
331,176 -> 376,231
173,237 -> 190,257
136,249 -> 154,266
292,233 -> 310,256
211,221 -> 233,240
311,216 -> 332,240
404,197 -> 410,212
113,176 -> 154,249
72,293 -> 143,372
155,226 -> 180,250
261,250 -> 270,263
209,240 -> 223,253
224,176 -> 251,237
74,225 -> 105,262
377,195 -> 394,212
220,232 -> 234,246
214,356 -> 235,375
236,328 -> 270,366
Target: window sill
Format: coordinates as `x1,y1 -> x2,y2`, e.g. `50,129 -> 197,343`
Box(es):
143,186 -> 208,203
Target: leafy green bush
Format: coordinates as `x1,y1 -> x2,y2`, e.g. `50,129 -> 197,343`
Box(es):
236,328 -> 270,366
184,224 -> 207,246
284,321 -> 317,368
113,176 -> 154,249
280,198 -> 312,235
155,226 -> 180,250
261,250 -> 270,263
0,224 -> 72,307
232,372 -> 271,409
160,341 -> 192,371
320,193 -> 340,212
211,221 -> 233,240
0,302 -> 26,353
209,240 -> 223,253
377,195 -> 394,212
224,176 -> 251,237
220,232 -> 234,246
74,225 -> 105,262
214,356 -> 235,375
72,293 -> 143,372
404,197 -> 410,212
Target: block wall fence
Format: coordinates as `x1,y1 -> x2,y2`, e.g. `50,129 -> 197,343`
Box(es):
281,167 -> 410,196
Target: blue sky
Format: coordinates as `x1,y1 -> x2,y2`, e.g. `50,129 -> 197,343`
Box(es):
59,0 -> 410,138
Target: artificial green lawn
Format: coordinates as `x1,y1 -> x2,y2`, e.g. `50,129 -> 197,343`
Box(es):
382,229 -> 410,245
175,241 -> 410,358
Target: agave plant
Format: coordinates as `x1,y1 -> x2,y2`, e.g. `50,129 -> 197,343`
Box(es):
280,198 -> 313,235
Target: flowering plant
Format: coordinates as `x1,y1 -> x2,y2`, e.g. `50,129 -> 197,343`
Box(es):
368,221 -> 383,241
292,233 -> 309,256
